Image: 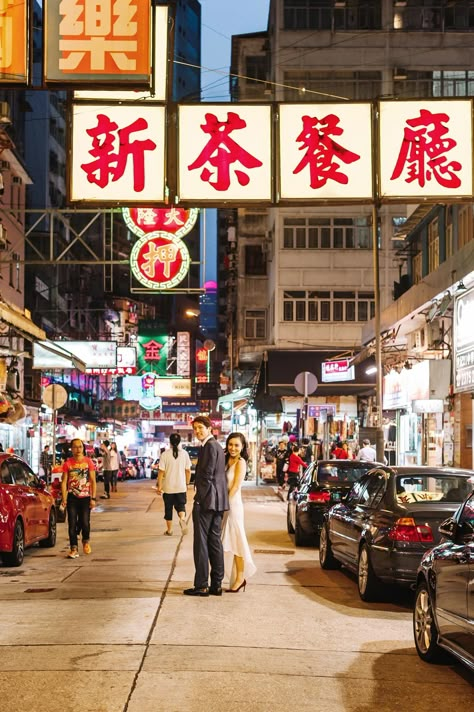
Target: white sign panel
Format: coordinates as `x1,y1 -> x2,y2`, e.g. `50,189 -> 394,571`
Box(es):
454,286 -> 474,392
33,341 -> 117,369
279,103 -> 373,200
73,6 -> 168,102
321,359 -> 355,383
178,104 -> 272,201
154,378 -> 192,397
70,103 -> 166,203
379,100 -> 473,199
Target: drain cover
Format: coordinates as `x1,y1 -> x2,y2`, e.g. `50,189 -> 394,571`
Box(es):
92,558 -> 117,562
24,588 -> 56,593
94,528 -> 122,532
254,549 -> 294,555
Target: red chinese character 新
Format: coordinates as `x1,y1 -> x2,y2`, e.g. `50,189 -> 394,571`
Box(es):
188,112 -> 262,191
81,113 -> 157,192
391,109 -> 462,189
293,114 -> 361,189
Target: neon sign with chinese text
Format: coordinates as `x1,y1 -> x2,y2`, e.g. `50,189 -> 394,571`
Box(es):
130,232 -> 190,290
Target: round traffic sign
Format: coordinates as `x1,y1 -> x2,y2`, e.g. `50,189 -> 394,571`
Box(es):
294,371 -> 318,395
42,384 -> 68,410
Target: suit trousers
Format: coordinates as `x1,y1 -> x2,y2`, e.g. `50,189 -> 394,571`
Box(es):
192,502 -> 224,589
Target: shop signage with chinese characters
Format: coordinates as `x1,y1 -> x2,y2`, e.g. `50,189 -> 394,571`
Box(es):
44,0 -> 151,86
307,404 -> 336,418
154,378 -> 192,398
86,346 -> 137,375
0,0 -> 28,84
122,207 -> 199,239
33,340 -> 117,369
454,286 -> 474,392
137,333 -> 168,376
70,103 -> 166,203
321,359 -> 355,383
130,232 -> 190,290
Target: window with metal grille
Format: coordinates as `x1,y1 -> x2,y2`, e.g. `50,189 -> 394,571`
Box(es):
244,310 -> 267,339
283,290 -> 374,322
283,216 -> 371,249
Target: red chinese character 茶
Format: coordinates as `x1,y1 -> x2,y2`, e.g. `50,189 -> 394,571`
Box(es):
293,114 -> 361,189
81,113 -> 156,192
188,112 -> 262,191
391,109 -> 462,188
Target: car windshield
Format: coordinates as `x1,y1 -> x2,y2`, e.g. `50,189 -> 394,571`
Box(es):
315,464 -> 372,485
395,474 -> 474,504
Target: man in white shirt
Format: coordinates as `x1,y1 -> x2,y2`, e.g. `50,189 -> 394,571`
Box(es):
358,439 -> 377,462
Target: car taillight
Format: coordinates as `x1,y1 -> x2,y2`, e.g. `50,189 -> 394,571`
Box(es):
308,491 -> 331,503
388,517 -> 434,543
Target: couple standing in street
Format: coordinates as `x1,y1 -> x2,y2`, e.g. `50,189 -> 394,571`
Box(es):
183,415 -> 256,597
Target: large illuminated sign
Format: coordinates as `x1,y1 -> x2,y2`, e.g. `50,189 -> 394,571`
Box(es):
44,0 -> 151,86
0,0 -> 28,84
73,5 -> 168,100
279,103 -> 373,201
122,207 -> 199,238
86,346 -> 137,375
70,103 -> 166,203
33,341 -> 117,370
454,286 -> 474,393
178,104 -> 272,202
130,232 -> 190,290
154,378 -> 192,398
379,100 -> 473,199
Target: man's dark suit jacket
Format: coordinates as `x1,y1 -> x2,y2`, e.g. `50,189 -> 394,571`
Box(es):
194,437 -> 229,513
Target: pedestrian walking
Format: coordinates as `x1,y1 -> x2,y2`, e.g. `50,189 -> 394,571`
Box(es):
275,439 -> 290,490
156,433 -> 191,536
184,416 -> 229,597
109,442 -> 119,493
286,443 -> 306,498
40,444 -> 52,483
222,432 -> 256,593
61,438 -> 97,558
100,440 -> 112,499
358,438 -> 377,462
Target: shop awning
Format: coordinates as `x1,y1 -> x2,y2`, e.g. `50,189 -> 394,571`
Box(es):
0,300 -> 46,341
217,387 -> 251,409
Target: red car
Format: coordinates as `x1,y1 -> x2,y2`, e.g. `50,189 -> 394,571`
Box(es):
0,453 -> 57,566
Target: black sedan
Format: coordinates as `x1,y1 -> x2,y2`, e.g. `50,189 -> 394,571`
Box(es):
319,466 -> 474,601
413,492 -> 474,672
287,460 -> 380,546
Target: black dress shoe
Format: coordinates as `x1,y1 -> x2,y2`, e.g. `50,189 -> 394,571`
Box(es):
209,587 -> 223,596
183,587 -> 209,597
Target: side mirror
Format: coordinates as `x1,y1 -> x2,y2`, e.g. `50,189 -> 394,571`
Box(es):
36,478 -> 46,490
438,516 -> 457,540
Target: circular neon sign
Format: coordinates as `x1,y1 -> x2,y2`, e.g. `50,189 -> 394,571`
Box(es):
122,207 -> 199,239
130,232 -> 190,290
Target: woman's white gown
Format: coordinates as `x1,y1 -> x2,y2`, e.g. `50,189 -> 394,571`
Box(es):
221,461 -> 257,586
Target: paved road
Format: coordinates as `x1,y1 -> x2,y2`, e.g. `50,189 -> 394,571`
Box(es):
0,480 -> 472,712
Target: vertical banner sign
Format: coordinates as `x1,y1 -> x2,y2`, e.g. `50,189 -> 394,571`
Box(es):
44,0 -> 151,86
379,99 -> 473,199
73,4 -> 168,101
0,0 -> 28,84
70,103 -> 166,203
178,104 -> 272,202
279,103 -> 373,201
176,331 -> 190,377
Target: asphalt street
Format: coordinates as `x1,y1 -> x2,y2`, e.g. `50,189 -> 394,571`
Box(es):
0,479 -> 472,712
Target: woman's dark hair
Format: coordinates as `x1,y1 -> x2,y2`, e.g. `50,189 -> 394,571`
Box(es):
225,432 -> 249,464
170,432 -> 181,459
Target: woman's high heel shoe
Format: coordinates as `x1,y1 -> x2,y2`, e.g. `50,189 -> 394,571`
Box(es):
226,579 -> 246,593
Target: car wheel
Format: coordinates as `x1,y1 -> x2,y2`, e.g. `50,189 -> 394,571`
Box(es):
413,580 -> 443,663
357,544 -> 381,602
39,509 -> 57,548
3,520 -> 24,567
319,524 -> 340,569
287,505 -> 295,534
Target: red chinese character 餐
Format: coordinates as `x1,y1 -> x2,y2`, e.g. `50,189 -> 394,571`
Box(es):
293,114 -> 361,189
188,112 -> 262,191
81,113 -> 156,192
391,109 -> 462,189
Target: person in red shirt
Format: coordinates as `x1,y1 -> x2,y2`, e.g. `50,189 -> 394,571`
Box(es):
61,438 -> 97,559
286,444 -> 307,498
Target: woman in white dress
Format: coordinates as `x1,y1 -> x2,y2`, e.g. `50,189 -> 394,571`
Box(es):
221,432 -> 257,592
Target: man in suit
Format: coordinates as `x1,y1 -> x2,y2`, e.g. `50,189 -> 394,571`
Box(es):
184,416 -> 229,597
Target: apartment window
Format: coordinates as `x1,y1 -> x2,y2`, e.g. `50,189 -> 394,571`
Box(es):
458,205 -> 473,249
283,70 -> 382,101
244,245 -> 266,275
413,252 -> 422,285
283,216 -> 371,249
283,290 -> 374,323
428,218 -> 439,272
244,310 -> 266,339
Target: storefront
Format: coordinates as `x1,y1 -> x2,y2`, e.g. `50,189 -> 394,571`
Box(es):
383,359 -> 451,466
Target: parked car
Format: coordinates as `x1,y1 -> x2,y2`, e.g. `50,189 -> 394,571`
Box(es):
287,459 -> 381,546
413,491 -> 474,672
0,453 -> 57,566
319,466 -> 474,601
182,444 -> 200,483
